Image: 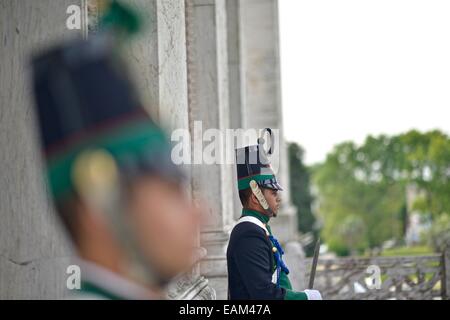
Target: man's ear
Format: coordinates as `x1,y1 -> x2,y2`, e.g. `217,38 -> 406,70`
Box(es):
249,192 -> 260,207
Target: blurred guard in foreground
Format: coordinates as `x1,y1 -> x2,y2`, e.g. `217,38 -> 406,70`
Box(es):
227,133 -> 322,300
31,3 -> 200,300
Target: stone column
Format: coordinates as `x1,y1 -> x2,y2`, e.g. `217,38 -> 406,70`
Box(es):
226,0 -> 244,221
238,0 -> 297,243
185,0 -> 234,299
0,0 -> 86,299
116,0 -> 189,135
96,0 -> 213,299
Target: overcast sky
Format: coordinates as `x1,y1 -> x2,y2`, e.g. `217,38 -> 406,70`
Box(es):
278,0 -> 450,165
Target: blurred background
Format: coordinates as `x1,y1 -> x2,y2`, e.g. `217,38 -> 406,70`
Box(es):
280,0 -> 450,258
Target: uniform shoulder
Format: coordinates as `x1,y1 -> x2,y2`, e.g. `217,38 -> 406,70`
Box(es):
227,221 -> 272,258
230,221 -> 268,240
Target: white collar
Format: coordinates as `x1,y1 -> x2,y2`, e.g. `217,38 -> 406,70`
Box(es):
76,259 -> 160,300
236,216 -> 270,236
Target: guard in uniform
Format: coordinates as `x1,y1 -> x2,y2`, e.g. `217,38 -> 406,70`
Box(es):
31,27 -> 201,298
227,134 -> 322,300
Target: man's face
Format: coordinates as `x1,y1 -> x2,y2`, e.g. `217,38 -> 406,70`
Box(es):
262,187 -> 282,216
127,176 -> 200,282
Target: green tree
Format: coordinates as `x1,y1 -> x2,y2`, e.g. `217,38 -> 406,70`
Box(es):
312,130 -> 450,255
288,142 -> 318,256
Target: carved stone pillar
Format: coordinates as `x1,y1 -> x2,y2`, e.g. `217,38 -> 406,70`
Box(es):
237,0 -> 297,243
0,0 -> 85,299
225,0 -> 245,221
111,0 -> 215,299
71,0 -> 215,300
185,0 -> 234,300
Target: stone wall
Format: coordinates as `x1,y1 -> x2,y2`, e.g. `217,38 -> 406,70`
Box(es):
0,0 -> 298,299
0,0 -> 84,299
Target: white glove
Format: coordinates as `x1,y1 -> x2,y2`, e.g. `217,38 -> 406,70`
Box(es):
304,289 -> 322,300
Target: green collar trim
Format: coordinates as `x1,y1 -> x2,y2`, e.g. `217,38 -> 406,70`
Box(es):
237,174 -> 274,190
242,208 -> 270,224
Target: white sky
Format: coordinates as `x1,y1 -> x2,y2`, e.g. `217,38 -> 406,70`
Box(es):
279,0 -> 450,165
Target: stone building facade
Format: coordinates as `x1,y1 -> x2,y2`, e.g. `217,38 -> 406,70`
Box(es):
0,0 -> 300,299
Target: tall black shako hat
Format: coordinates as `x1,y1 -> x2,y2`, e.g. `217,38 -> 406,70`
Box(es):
31,36 -> 183,201
235,130 -> 283,191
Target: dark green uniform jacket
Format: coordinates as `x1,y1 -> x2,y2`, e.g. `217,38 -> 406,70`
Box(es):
227,209 -> 308,300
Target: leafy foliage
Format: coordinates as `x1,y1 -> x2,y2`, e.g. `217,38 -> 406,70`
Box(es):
422,214 -> 450,251
312,130 -> 450,255
288,143 -> 318,256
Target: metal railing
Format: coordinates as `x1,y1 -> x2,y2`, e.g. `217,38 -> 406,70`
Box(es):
304,247 -> 450,300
